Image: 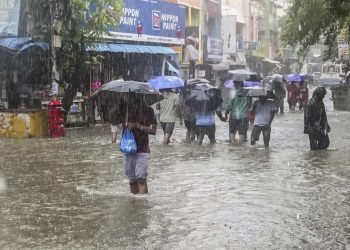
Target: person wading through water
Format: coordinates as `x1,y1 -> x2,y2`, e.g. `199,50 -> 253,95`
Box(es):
225,81 -> 252,144
158,89 -> 183,144
304,87 -> 330,150
250,92 -> 278,148
122,97 -> 157,194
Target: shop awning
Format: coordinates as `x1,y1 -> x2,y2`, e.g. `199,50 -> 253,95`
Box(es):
87,43 -> 176,55
0,37 -> 49,53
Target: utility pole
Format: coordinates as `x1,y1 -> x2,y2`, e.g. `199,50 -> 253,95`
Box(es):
50,0 -> 57,83
50,0 -> 65,85
264,0 -> 271,58
199,0 -> 205,65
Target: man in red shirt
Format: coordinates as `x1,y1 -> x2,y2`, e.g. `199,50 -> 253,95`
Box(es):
123,100 -> 157,194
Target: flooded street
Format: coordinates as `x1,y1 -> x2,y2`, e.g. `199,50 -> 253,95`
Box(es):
1,96 -> 350,249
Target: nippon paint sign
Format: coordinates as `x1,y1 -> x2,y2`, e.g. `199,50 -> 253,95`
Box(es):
90,0 -> 186,45
0,0 -> 21,36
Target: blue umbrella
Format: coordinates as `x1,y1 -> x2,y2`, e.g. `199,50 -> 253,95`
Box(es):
224,80 -> 235,88
243,81 -> 263,87
284,74 -> 306,82
238,82 -> 266,97
148,76 -> 184,90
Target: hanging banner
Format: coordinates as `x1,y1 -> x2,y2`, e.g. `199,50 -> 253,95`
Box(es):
338,30 -> 349,60
204,36 -> 223,63
0,0 -> 21,36
90,0 -> 186,45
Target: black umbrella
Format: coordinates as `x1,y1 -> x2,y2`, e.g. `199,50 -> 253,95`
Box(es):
185,83 -> 223,112
93,80 -> 163,106
93,80 -> 163,123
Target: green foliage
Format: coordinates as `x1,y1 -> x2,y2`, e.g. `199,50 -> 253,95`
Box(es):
71,0 -> 123,39
57,0 -> 123,81
282,0 -> 350,60
55,0 -> 123,111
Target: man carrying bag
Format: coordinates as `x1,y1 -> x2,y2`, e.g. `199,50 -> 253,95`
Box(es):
120,98 -> 157,194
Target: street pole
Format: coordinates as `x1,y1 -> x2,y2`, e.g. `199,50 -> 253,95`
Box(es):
199,0 -> 204,64
264,0 -> 271,58
50,0 -> 57,82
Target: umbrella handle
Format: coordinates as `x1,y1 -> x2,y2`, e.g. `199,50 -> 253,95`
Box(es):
125,93 -> 128,124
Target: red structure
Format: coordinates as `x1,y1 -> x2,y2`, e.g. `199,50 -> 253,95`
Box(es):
48,100 -> 64,138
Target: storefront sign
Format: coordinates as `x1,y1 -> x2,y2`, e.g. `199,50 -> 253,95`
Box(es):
0,0 -> 21,36
204,37 -> 223,63
90,0 -> 186,45
338,31 -> 349,59
247,42 -> 257,51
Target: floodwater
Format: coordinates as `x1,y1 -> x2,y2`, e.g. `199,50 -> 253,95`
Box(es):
1,95 -> 350,249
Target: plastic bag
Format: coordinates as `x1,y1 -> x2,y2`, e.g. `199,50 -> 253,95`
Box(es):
119,128 -> 137,155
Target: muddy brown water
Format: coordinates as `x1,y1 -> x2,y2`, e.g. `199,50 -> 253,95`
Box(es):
1,95 -> 350,249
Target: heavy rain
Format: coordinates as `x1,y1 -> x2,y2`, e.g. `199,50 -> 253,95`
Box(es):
1,0 -> 350,249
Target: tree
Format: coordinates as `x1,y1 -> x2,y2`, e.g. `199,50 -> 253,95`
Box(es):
53,0 -> 123,113
281,0 -> 350,61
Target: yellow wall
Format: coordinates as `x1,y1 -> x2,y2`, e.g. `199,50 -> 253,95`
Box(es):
0,111 -> 48,138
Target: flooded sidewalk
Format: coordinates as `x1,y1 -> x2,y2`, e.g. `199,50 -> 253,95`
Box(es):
1,100 -> 350,249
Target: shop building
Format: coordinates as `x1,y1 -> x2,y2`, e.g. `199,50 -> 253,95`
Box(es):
0,0 -> 51,138
87,0 -> 186,84
0,0 -> 186,136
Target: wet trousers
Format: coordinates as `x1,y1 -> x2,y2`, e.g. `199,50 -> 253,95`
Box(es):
251,125 -> 271,147
277,99 -> 284,113
197,125 -> 216,144
308,133 -> 330,150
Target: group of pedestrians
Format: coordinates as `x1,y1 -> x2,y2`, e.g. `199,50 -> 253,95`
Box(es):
111,81 -> 330,195
225,82 -> 278,148
155,81 -> 329,152
155,82 -> 278,149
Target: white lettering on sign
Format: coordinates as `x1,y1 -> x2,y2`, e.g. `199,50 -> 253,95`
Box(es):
163,22 -> 177,30
122,7 -> 139,17
120,16 -> 137,26
160,13 -> 179,31
119,7 -> 139,26
161,14 -> 178,23
0,0 -> 15,9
